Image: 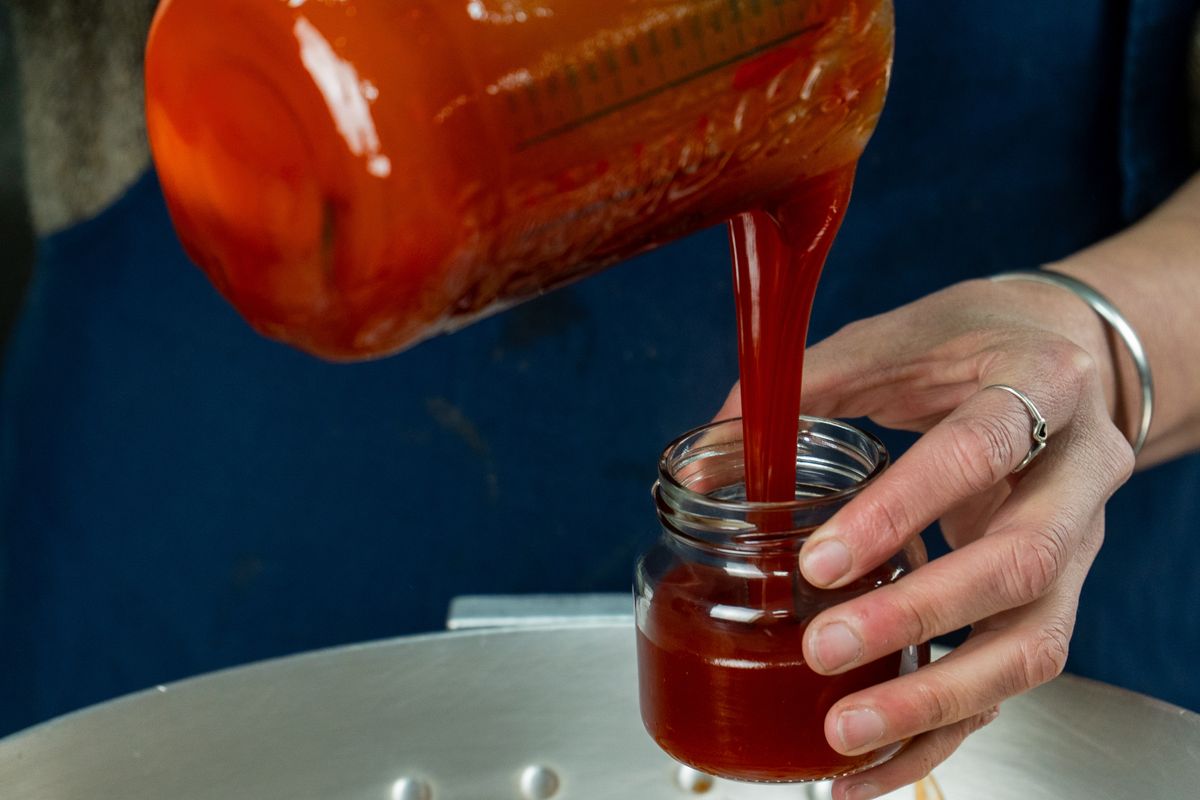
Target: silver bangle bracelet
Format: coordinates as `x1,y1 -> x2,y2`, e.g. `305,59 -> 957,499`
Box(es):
991,269 -> 1154,456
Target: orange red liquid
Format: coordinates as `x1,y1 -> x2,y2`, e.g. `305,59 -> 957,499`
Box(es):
637,169 -> 900,781
637,556 -> 906,781
146,0 -> 893,359
146,0 -> 902,782
731,167 -> 856,503
636,70 -> 884,786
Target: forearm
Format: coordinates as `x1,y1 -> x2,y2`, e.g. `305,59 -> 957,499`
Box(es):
1049,172 -> 1200,467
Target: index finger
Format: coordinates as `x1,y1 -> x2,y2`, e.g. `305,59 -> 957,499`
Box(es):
798,360 -> 1084,589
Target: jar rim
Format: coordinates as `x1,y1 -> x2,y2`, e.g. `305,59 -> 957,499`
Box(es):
656,416 -> 888,517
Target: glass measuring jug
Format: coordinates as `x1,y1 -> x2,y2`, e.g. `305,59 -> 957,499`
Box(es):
145,0 -> 894,359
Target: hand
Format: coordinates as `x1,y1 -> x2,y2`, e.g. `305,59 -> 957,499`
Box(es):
717,277 -> 1136,799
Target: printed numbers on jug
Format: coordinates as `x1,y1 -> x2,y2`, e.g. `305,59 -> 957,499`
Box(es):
493,0 -> 824,150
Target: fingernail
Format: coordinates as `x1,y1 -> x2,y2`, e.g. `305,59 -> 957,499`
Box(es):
837,707 -> 886,752
802,537 -> 852,586
983,705 -> 1001,725
811,621 -> 863,672
842,782 -> 880,800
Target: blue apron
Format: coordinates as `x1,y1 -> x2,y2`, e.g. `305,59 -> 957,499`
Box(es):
2,0 -> 1197,733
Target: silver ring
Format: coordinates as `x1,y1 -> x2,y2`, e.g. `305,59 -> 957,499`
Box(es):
991,270 -> 1152,455
983,384 -> 1048,473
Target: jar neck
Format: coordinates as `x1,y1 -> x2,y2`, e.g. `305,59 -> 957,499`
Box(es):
654,417 -> 887,555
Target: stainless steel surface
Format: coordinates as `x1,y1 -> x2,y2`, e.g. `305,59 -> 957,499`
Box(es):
390,777 -> 433,800
0,624 -> 1197,799
446,594 -> 633,630
518,765 -> 561,799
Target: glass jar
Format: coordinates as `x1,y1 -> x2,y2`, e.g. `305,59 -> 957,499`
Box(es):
145,0 -> 894,360
635,417 -> 928,783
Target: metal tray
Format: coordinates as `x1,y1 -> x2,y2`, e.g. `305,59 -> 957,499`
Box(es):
0,623 -> 1196,799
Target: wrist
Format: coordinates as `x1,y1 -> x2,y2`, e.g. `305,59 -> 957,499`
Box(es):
993,265 -> 1147,455
1013,173 -> 1200,465
985,272 -> 1121,415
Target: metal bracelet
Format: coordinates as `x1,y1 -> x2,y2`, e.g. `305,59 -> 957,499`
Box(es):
991,269 -> 1154,455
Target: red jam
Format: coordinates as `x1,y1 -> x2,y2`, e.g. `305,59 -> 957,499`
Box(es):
638,555 -> 907,782
730,166 -> 857,505
145,0 -> 893,359
637,147 -> 915,785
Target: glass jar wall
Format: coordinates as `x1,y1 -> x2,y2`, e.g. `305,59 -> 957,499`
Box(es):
635,417 -> 928,782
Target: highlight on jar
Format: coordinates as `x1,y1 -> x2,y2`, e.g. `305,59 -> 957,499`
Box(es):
635,417 -> 930,784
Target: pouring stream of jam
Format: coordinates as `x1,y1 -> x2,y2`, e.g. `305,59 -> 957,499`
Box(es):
145,0 -> 907,784
637,165 -> 909,782
731,165 -> 855,504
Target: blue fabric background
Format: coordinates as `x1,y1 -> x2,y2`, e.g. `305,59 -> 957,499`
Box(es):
1,0 -> 1197,734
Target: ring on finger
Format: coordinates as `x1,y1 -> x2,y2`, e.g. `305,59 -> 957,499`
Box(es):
982,384 -> 1048,473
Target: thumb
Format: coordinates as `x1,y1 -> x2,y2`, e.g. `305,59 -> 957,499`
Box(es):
797,319 -> 916,420
800,306 -> 986,432
712,319 -> 908,424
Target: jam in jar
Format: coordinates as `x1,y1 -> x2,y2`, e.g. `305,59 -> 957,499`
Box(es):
635,417 -> 928,782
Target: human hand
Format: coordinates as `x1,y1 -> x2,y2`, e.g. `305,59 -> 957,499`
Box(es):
717,277 -> 1136,799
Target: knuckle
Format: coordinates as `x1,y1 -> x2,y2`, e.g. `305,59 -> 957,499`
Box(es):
1038,340 -> 1096,400
1084,519 -> 1106,559
901,712 -> 996,777
911,675 -> 969,729
859,493 -> 915,547
907,739 -> 952,783
1008,520 -> 1072,601
1113,441 -> 1136,484
1099,427 -> 1136,486
944,416 -> 1016,492
966,707 -> 999,735
1018,624 -> 1072,688
1057,341 -> 1098,390
993,540 -> 1042,607
888,589 -> 938,647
